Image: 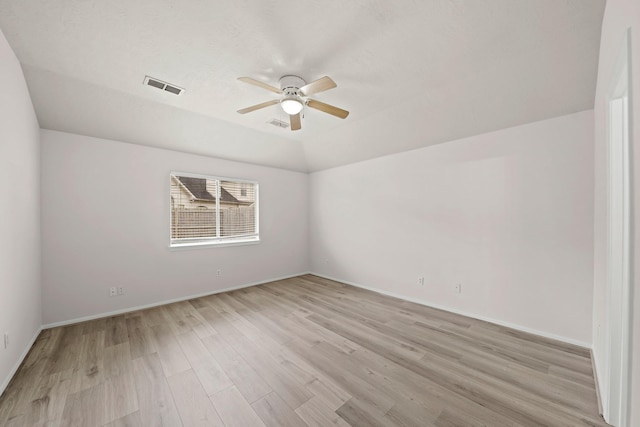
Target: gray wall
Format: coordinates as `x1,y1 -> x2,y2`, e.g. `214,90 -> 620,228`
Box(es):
310,111 -> 595,345
0,28 -> 42,394
40,130 -> 309,325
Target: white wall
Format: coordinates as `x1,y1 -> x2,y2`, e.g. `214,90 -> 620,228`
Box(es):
40,130 -> 308,325
591,0 -> 640,423
310,111 -> 594,345
0,29 -> 41,394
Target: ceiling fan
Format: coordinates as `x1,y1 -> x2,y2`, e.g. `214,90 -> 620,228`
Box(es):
237,75 -> 349,131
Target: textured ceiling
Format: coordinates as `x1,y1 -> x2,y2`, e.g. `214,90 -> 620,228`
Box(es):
0,0 -> 605,172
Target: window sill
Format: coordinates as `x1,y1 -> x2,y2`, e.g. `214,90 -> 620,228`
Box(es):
169,237 -> 260,250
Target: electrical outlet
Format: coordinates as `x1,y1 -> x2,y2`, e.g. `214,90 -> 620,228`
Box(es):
109,287 -> 117,297
4,333 -> 8,349
118,286 -> 124,296
454,283 -> 462,294
418,277 -> 425,286
216,269 -> 222,277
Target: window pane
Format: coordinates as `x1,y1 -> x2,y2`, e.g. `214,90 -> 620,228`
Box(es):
220,180 -> 256,237
170,173 -> 258,246
171,175 -> 217,239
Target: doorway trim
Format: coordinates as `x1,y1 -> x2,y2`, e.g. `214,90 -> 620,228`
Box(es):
603,27 -> 632,427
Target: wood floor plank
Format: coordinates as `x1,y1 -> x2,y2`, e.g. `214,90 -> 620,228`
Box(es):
549,364 -> 597,388
289,312 -> 360,355
306,312 -> 426,361
212,306 -> 271,343
215,292 -> 250,313
434,406 -> 522,427
326,341 -> 517,426
252,286 -> 300,316
0,275 -> 609,427
0,381 -> 26,423
131,353 -> 182,427
209,385 -> 266,427
439,321 -> 589,374
286,339 -> 396,418
201,333 -> 272,404
69,331 -> 106,394
227,289 -> 265,312
175,330 -> 233,396
162,301 -> 199,336
60,382 -> 106,427
81,317 -> 107,335
393,319 -> 549,373
103,372 -> 139,425
150,324 -> 190,377
139,307 -> 168,328
307,340 -> 445,419
125,316 -> 157,359
24,368 -> 73,426
166,369 -> 224,426
103,342 -> 133,379
0,334 -> 60,422
47,324 -> 84,375
186,305 -> 219,339
221,331 -> 313,410
3,414 -> 24,427
103,410 -> 143,427
305,377 -> 351,411
236,306 -> 295,344
383,399 -> 440,427
336,397 -> 396,427
251,391 -> 308,427
104,316 -> 128,348
295,396 -> 350,427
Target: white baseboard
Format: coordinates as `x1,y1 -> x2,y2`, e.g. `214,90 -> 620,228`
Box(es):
42,272 -> 311,329
0,327 -> 42,397
310,272 -> 592,349
591,349 -> 604,416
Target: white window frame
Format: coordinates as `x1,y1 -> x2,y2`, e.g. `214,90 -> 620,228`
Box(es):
169,171 -> 260,249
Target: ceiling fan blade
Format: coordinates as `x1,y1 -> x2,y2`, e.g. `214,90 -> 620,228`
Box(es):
290,113 -> 301,131
238,77 -> 282,94
299,76 -> 337,96
307,99 -> 349,119
237,99 -> 279,114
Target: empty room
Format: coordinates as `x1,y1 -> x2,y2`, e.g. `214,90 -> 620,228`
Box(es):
1,0 -> 639,426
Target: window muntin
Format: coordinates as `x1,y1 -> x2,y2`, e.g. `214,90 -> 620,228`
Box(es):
170,172 -> 259,247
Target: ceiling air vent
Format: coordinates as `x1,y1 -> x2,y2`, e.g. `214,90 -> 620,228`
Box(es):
143,76 -> 185,96
267,119 -> 289,129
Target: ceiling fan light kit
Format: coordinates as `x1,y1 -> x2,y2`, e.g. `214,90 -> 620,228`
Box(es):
280,96 -> 304,115
237,74 -> 349,131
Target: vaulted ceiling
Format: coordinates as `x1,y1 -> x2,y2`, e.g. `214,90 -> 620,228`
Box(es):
0,0 -> 605,172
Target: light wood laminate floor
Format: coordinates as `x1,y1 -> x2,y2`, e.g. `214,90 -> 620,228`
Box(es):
0,275 -> 608,426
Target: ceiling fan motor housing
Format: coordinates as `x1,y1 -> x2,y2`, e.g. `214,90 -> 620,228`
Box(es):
279,75 -> 306,96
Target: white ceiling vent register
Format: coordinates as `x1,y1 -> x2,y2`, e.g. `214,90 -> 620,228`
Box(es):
143,76 -> 185,95
267,119 -> 289,129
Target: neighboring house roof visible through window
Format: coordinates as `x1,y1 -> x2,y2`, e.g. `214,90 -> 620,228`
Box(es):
177,177 -> 239,203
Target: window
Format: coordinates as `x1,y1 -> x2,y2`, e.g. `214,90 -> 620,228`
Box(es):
170,172 -> 259,247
